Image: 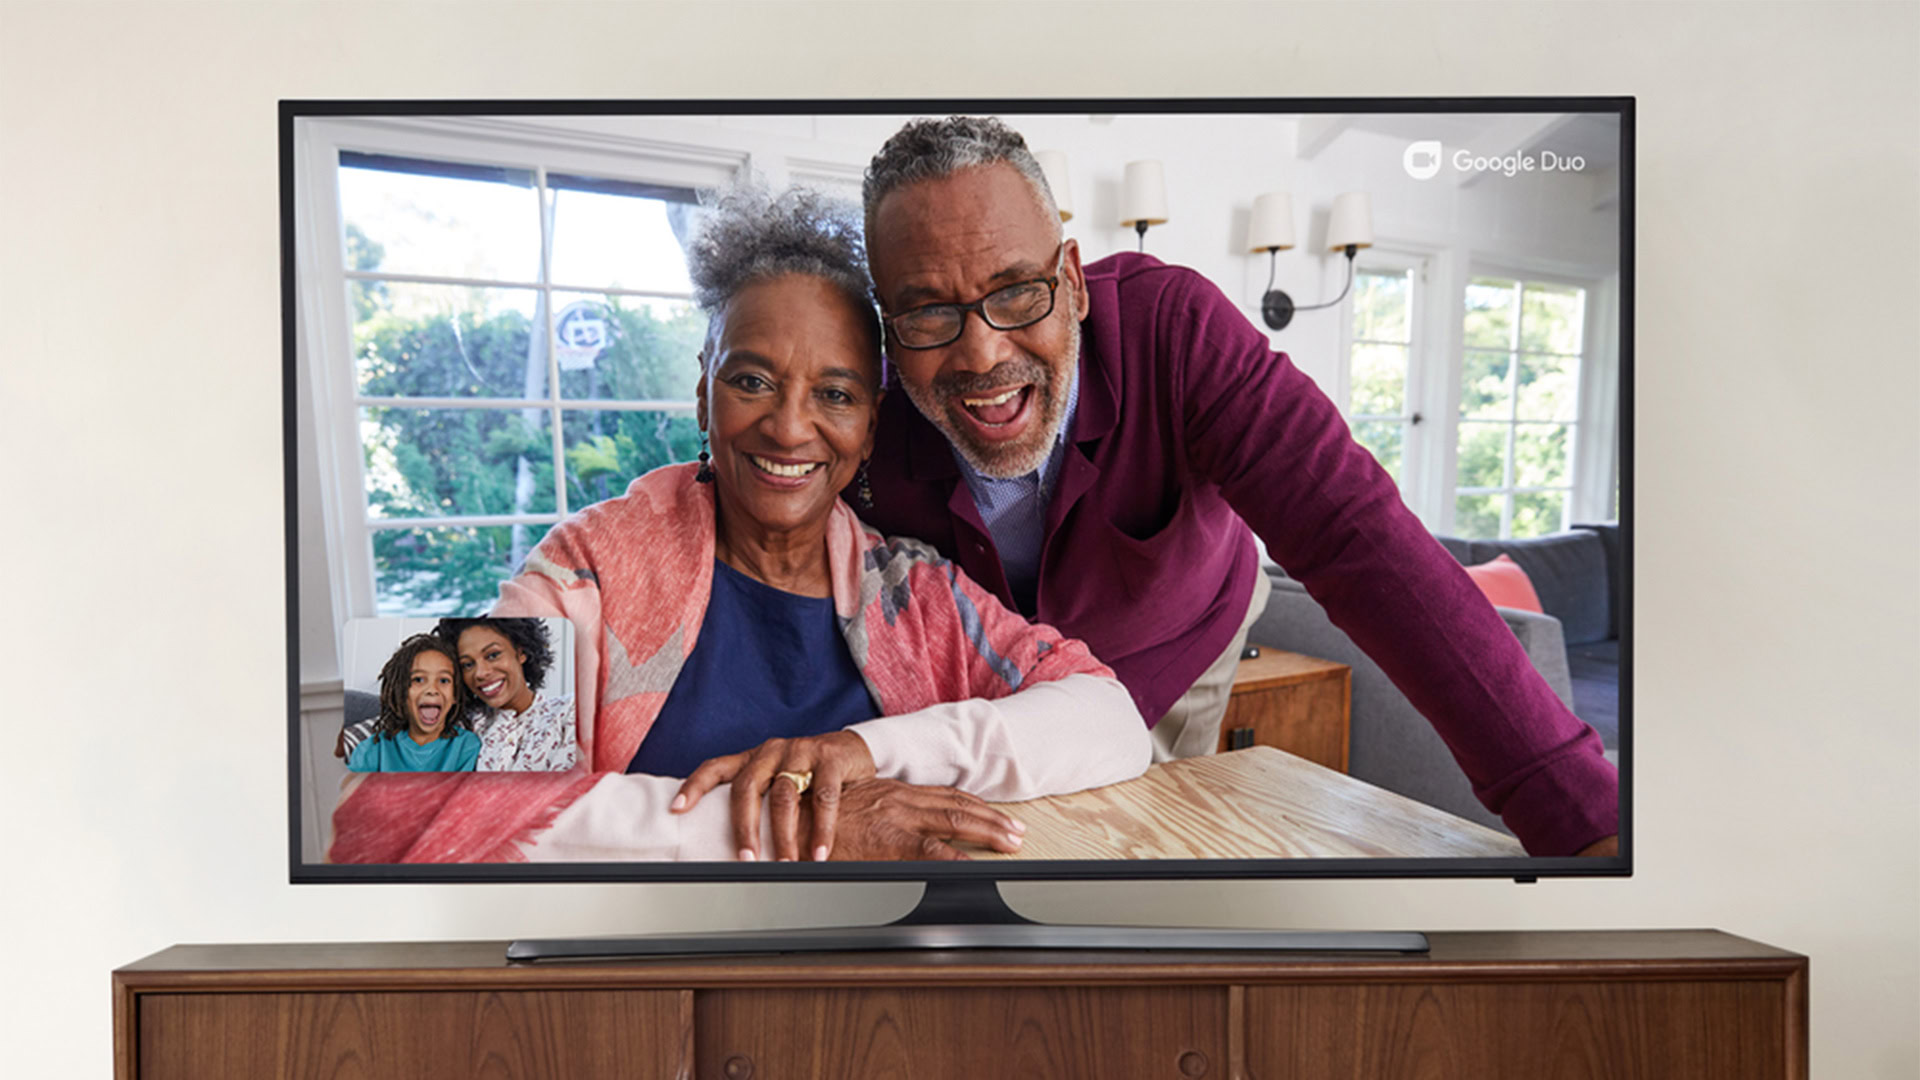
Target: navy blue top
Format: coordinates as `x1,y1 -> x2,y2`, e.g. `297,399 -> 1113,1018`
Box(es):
627,559 -> 879,779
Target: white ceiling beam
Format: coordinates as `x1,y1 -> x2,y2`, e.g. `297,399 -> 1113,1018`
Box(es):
1454,114 -> 1578,187
1588,165 -> 1620,211
1295,116 -> 1351,160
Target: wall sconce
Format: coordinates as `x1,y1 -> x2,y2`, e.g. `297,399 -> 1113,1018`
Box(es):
1249,190 -> 1374,330
1033,150 -> 1074,223
1246,192 -> 1298,330
1120,160 -> 1169,251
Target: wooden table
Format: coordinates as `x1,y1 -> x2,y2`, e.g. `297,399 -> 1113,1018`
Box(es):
1218,646 -> 1350,770
115,932 -> 1808,1079
976,745 -> 1524,860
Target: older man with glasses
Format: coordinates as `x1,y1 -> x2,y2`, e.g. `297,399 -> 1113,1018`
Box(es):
853,116 -> 1618,859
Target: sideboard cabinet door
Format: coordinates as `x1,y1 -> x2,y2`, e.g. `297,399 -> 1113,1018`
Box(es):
1246,981 -> 1792,1079
139,989 -> 693,1080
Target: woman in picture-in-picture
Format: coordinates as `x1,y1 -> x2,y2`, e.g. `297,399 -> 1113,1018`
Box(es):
435,616 -> 577,773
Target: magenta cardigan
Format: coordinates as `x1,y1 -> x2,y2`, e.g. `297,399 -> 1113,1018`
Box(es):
861,253 -> 1618,856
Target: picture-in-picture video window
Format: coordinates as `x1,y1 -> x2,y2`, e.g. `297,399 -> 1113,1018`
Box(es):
336,617 -> 578,771
292,107 -> 1625,870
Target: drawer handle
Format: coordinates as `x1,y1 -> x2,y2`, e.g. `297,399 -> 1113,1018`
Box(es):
1178,1049 -> 1210,1077
723,1053 -> 754,1079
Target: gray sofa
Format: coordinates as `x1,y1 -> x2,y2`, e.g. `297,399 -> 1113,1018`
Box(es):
1249,524 -> 1620,835
1435,524 -> 1622,751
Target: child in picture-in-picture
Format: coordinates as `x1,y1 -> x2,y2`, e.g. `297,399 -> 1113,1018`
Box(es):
345,633 -> 481,773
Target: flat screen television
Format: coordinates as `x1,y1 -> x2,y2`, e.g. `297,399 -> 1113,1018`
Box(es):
285,98 -> 1631,954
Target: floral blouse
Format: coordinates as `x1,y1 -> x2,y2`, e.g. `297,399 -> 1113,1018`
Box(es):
472,691 -> 578,772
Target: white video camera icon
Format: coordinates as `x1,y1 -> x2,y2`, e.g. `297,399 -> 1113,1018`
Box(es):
1403,140 -> 1443,180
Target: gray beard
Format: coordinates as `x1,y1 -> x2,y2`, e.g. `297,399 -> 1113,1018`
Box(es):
900,319 -> 1079,480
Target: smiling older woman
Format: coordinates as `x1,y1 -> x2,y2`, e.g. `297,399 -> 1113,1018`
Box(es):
328,188 -> 1149,864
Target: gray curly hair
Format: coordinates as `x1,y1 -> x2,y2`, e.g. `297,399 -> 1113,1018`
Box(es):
862,116 -> 1061,240
685,185 -> 880,373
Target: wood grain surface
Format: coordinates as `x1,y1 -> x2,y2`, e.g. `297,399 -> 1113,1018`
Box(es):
696,986 -> 1227,1080
115,934 -> 1807,1080
1230,648 -> 1350,690
137,989 -> 690,1080
115,932 -> 1805,988
1217,651 -> 1351,769
1246,980 -> 1789,1080
973,746 -> 1525,860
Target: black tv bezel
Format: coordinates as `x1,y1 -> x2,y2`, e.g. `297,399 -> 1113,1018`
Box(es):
283,96 -> 1632,885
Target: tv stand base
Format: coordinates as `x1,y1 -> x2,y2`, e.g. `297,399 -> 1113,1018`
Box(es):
506,878 -> 1429,959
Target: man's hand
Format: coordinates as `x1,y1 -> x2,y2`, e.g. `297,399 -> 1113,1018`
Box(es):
814,779 -> 1026,862
1576,834 -> 1620,857
673,731 -> 878,862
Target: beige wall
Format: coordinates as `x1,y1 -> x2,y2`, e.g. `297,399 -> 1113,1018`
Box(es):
1,2 -> 1914,1075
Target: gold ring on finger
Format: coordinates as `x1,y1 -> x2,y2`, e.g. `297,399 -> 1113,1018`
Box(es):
775,770 -> 813,796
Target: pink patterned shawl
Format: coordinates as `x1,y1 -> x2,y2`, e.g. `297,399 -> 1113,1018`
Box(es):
329,463 -> 1112,863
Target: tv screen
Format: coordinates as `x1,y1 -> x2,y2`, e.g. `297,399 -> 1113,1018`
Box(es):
287,99 -> 1629,886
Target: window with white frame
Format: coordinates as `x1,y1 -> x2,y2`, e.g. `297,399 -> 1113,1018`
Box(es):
1344,264 -> 1420,487
1454,275 -> 1588,539
332,151 -> 708,614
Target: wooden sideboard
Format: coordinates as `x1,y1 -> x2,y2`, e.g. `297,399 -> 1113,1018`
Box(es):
1217,647 -> 1350,771
115,930 -> 1806,1079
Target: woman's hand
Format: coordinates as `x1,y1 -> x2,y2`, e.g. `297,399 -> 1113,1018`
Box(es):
673,731 -> 879,862
816,779 -> 1025,861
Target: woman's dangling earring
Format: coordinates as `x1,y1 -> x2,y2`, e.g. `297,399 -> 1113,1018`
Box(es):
695,430 -> 714,484
855,459 -> 874,509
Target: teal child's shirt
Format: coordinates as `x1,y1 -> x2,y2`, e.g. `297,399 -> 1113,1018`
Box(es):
347,728 -> 481,773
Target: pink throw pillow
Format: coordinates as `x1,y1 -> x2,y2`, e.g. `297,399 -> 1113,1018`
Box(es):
1463,554 -> 1545,614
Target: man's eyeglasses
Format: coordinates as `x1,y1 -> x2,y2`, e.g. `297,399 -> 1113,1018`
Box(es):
883,246 -> 1064,351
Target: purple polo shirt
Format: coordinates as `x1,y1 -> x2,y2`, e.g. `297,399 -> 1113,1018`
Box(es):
859,253 -> 1618,857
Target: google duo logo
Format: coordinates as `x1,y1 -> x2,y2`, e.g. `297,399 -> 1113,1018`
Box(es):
1403,140 -> 1443,180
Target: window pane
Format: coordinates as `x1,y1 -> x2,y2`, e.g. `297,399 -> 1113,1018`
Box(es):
372,523 -> 553,617
1454,493 -> 1504,540
1515,350 -> 1580,422
354,282 -> 540,399
1350,419 -> 1403,485
1464,278 -> 1517,349
1349,342 -> 1407,417
361,407 -> 555,519
1513,423 -> 1572,487
1460,349 -> 1512,420
1519,283 -> 1586,355
1456,421 -> 1509,489
553,294 -> 707,402
1352,269 -> 1409,343
549,185 -> 697,293
339,160 -> 540,282
1511,490 -> 1568,539
563,409 -> 702,510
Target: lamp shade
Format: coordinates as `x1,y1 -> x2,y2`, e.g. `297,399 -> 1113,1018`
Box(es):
1247,192 -> 1296,252
1119,160 -> 1169,227
1033,150 -> 1073,223
1327,191 -> 1374,251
